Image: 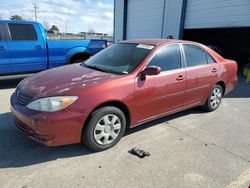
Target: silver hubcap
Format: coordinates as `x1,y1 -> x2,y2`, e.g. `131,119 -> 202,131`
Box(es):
94,114 -> 121,145
210,87 -> 222,109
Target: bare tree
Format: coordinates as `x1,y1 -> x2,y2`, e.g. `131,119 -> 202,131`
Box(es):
88,28 -> 95,34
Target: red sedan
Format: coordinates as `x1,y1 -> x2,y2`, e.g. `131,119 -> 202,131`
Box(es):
10,39 -> 238,151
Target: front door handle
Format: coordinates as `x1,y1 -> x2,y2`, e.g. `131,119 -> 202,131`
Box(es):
176,75 -> 185,81
212,68 -> 218,73
0,46 -> 6,51
35,45 -> 42,50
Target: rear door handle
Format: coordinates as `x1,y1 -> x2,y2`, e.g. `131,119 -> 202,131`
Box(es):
212,68 -> 218,73
176,75 -> 185,81
0,46 -> 6,51
35,45 -> 42,50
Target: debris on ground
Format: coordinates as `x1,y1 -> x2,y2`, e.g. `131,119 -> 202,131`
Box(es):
128,147 -> 151,158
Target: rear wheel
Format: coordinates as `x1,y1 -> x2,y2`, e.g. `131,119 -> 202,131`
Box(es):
202,84 -> 223,112
83,107 -> 126,151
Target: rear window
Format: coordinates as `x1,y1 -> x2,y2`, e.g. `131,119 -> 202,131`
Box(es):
183,44 -> 207,67
206,54 -> 216,64
8,24 -> 37,41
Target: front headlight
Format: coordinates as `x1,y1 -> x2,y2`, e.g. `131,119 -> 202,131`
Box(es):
26,96 -> 78,112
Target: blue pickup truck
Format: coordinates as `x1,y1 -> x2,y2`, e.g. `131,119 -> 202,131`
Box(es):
0,20 -> 107,75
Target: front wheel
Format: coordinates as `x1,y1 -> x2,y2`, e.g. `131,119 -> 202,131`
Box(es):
202,84 -> 223,112
83,107 -> 126,151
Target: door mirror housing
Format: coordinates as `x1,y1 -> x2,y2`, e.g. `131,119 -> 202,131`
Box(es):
141,66 -> 161,76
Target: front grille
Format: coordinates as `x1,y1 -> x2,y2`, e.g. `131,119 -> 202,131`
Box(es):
15,121 -> 26,133
16,91 -> 33,106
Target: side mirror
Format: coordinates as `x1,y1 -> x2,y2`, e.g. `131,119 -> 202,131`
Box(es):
141,66 -> 161,76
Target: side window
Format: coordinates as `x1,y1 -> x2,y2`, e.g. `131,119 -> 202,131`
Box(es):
206,54 -> 216,64
0,24 -> 3,41
147,44 -> 181,72
183,44 -> 207,67
8,24 -> 37,41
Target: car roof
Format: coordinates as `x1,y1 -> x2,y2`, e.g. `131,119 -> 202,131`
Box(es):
0,20 -> 38,24
119,39 -> 183,46
119,38 -> 225,62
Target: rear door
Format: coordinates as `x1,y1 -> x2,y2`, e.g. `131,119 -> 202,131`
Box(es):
6,23 -> 47,73
182,44 -> 220,106
134,44 -> 186,123
0,23 -> 11,74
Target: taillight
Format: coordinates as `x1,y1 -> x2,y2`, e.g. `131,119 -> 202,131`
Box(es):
102,43 -> 107,48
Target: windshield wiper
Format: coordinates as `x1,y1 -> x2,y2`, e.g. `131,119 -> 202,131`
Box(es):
81,63 -> 108,73
81,62 -> 126,75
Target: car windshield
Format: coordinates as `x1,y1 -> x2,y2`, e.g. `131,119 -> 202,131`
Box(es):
82,43 -> 154,75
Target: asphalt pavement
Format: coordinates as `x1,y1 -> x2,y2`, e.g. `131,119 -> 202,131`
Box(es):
0,76 -> 249,188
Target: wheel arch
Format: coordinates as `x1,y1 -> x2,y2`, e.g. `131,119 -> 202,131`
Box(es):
216,81 -> 226,95
82,100 -> 131,137
68,52 -> 91,64
66,47 -> 91,63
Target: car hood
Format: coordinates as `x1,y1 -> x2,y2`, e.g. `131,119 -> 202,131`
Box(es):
18,64 -> 119,98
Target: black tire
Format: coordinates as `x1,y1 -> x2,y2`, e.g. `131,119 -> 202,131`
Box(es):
83,106 -> 126,151
71,59 -> 86,64
202,84 -> 223,112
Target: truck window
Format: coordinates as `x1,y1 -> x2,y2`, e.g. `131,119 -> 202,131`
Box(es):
0,24 -> 3,41
8,24 -> 37,41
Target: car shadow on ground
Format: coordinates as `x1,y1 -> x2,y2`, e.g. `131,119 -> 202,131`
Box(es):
125,107 -> 204,136
0,107 -> 203,169
0,112 -> 93,168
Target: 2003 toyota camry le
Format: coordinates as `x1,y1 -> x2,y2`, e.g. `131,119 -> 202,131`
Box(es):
10,39 -> 238,151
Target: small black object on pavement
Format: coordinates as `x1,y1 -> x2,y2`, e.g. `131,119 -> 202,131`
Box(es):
128,147 -> 151,158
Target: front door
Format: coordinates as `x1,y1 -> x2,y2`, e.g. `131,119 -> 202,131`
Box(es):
0,24 -> 11,74
134,44 -> 186,124
6,23 -> 47,73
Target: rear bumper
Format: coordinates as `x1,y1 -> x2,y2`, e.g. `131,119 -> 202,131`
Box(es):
225,75 -> 238,95
10,93 -> 87,146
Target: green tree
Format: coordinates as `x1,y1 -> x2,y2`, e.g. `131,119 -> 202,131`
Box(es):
50,25 -> 59,32
9,15 -> 24,21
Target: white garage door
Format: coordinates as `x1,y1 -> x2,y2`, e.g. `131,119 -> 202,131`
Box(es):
126,0 -> 165,39
185,0 -> 250,29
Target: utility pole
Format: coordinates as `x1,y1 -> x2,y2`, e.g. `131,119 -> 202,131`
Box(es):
34,3 -> 39,22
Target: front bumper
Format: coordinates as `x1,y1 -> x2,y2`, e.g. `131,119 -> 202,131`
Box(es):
10,93 -> 87,146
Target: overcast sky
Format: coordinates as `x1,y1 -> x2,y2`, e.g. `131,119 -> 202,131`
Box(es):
0,0 -> 114,34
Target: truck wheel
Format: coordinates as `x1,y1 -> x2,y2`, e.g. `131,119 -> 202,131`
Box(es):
83,106 -> 126,151
202,84 -> 223,112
